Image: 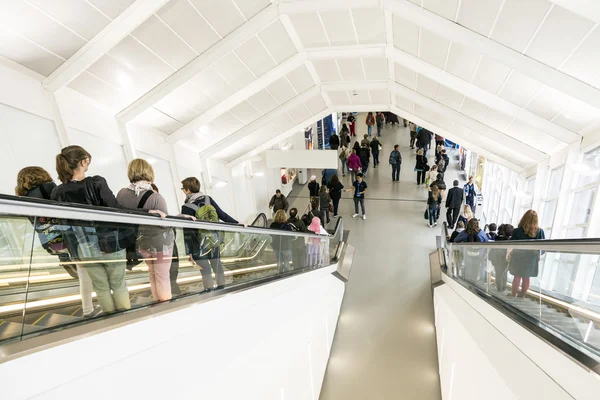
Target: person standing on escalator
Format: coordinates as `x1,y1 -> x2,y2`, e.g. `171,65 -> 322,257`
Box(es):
117,159 -> 174,302
288,208 -> 307,270
180,177 -> 238,292
508,210 -> 545,298
15,166 -> 96,318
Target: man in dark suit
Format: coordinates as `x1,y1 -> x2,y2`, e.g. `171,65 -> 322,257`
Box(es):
445,180 -> 464,229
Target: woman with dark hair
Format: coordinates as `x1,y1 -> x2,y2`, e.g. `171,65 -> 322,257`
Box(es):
508,210 -> 545,297
489,224 -> 514,292
51,145 -> 132,314
427,185 -> 442,228
340,123 -> 350,146
415,148 -> 428,185
16,166 -> 96,317
454,218 -> 489,282
327,175 -> 344,217
270,210 -> 293,272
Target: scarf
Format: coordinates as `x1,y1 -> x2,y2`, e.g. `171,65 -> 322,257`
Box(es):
185,191 -> 204,204
128,181 -> 153,196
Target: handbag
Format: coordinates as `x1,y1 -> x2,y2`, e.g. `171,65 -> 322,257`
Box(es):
329,202 -> 334,213
83,177 -> 139,254
424,209 -> 429,220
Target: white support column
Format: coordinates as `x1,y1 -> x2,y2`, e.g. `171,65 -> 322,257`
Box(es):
549,142 -> 582,239
46,91 -> 70,148
43,0 -> 169,91
117,122 -> 137,162
198,157 -> 212,196
167,145 -> 183,210
385,0 -> 600,111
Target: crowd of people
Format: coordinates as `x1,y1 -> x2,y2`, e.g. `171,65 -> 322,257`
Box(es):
15,145 -> 329,318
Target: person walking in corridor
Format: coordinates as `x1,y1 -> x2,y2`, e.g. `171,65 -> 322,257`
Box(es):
427,185 -> 442,228
376,112 -> 385,136
330,130 -> 340,150
464,176 -> 477,212
409,122 -> 417,149
346,113 -> 356,136
345,173 -> 367,220
269,189 -> 289,213
327,175 -> 344,217
415,148 -> 428,185
389,144 -> 402,182
445,180 -> 464,229
365,112 -> 375,136
370,135 -> 382,168
308,175 -> 320,202
347,149 -> 362,182
339,143 -> 351,177
359,143 -> 371,177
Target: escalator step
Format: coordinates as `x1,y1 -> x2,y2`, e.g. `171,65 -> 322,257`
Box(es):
33,313 -> 79,327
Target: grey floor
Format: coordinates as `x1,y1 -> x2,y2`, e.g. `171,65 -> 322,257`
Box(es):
289,117 -> 463,400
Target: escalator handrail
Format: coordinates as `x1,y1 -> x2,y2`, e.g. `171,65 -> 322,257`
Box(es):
0,195 -> 324,239
447,236 -> 600,253
250,213 -> 268,227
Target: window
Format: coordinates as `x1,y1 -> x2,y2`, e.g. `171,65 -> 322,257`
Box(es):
547,166 -> 564,199
576,146 -> 600,188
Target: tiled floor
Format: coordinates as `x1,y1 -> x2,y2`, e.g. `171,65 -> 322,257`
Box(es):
289,115 -> 464,400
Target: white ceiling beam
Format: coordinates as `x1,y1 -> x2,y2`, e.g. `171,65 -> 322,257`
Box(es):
322,80 -> 389,92
166,53 -> 306,143
391,105 -> 525,172
331,104 -> 391,113
546,1 -> 600,24
280,0 -> 381,14
389,82 -> 547,162
387,47 -> 580,144
117,4 -> 279,123
199,85 -> 322,158
385,0 -> 600,112
226,108 -> 333,167
306,44 -> 387,60
43,0 -> 169,91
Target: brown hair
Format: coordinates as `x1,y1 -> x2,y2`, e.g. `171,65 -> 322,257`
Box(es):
128,158 -> 154,183
519,210 -> 539,238
431,184 -> 440,199
181,177 -> 201,193
466,219 -> 480,236
15,167 -> 53,196
56,145 -> 91,183
273,209 -> 288,223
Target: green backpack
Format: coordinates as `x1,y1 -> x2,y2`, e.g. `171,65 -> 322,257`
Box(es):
195,203 -> 222,254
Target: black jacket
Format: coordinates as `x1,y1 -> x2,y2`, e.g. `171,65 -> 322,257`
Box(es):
370,139 -> 381,153
327,181 -> 344,200
430,179 -> 446,191
287,216 -> 307,232
427,192 -> 441,206
28,182 -> 57,200
330,134 -> 340,149
269,194 -> 289,212
445,187 -> 464,209
270,222 -> 292,251
51,176 -> 119,208
308,181 -> 320,197
359,147 -> 371,165
417,129 -> 430,147
415,155 -> 428,171
439,154 -> 450,173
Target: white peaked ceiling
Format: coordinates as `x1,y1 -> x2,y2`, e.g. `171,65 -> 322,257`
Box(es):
1,0 -> 600,171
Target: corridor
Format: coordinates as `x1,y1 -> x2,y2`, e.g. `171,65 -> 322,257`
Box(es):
289,116 -> 462,399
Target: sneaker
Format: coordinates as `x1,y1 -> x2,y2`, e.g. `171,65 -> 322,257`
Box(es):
434,222 -> 438,226
83,307 -> 102,319
362,215 -> 366,220
215,285 -> 225,290
428,224 -> 433,228
352,214 -> 359,218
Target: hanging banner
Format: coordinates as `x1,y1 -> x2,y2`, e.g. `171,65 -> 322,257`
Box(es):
317,120 -> 324,150
323,114 -> 333,149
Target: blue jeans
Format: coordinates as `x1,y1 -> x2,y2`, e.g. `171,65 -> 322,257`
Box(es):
341,159 -> 348,175
368,125 -> 373,136
392,164 -> 400,181
373,151 -> 379,166
362,163 -> 369,176
377,123 -> 382,135
429,204 -> 438,225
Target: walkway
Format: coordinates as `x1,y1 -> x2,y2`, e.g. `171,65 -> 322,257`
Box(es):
289,115 -> 462,399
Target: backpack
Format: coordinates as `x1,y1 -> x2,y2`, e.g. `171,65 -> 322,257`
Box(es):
301,213 -> 311,227
376,114 -> 383,124
437,159 -> 446,173
389,151 -> 397,165
339,148 -> 348,161
195,201 -> 222,254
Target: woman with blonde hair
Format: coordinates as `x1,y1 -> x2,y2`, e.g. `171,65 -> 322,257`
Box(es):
508,210 -> 545,297
426,164 -> 438,186
270,209 -> 293,272
117,158 -> 174,301
415,148 -> 428,185
427,185 -> 442,227
458,204 -> 474,227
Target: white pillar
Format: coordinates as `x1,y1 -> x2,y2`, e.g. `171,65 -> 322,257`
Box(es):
531,158 -> 550,215
47,91 -> 70,148
117,122 -> 136,162
550,142 -> 582,239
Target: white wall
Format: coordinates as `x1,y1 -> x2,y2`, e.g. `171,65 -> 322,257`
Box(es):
436,277 -> 600,400
0,265 -> 345,400
266,149 -> 338,169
